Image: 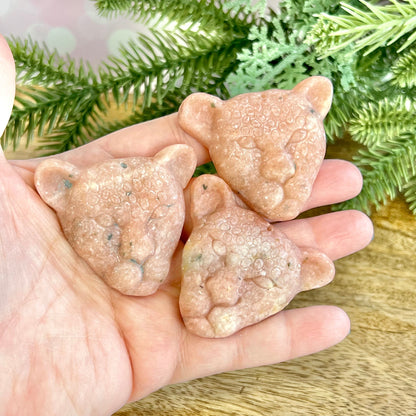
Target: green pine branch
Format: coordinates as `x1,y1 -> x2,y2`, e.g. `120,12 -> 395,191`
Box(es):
8,36 -> 96,87
3,0 -> 256,153
391,45 -> 416,88
3,27 -> 250,152
4,36 -> 106,150
324,89 -> 362,142
311,0 -> 416,57
2,83 -> 107,151
337,134 -> 416,213
36,103 -> 102,155
306,0 -> 416,215
403,177 -> 416,214
348,96 -> 416,146
93,0 -> 257,32
5,0 -> 416,216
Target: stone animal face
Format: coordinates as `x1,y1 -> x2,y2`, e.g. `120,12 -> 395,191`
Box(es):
178,76 -> 333,221
180,175 -> 334,338
35,144 -> 197,296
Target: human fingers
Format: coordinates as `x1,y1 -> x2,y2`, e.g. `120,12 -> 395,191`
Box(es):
276,209 -> 373,261
181,160 -> 366,240
0,35 -> 16,155
183,159 -> 362,218
302,159 -> 363,212
91,113 -> 209,164
9,113 -> 210,175
172,305 -> 350,384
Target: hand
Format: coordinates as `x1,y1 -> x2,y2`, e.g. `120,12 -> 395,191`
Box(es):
0,35 -> 373,416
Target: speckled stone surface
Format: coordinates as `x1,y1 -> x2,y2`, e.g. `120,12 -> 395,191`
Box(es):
180,175 -> 335,338
178,76 -> 333,221
35,144 -> 197,296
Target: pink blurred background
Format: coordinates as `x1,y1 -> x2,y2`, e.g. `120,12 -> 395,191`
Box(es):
0,0 -> 146,67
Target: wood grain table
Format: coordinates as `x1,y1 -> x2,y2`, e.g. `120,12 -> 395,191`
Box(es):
6,139 -> 416,416
116,197 -> 416,416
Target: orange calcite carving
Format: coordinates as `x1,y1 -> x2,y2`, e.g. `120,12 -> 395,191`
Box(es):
34,78 -> 336,338
178,76 -> 333,221
180,175 -> 335,338
35,144 -> 197,296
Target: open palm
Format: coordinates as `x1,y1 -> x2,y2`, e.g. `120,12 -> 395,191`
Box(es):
0,36 -> 373,416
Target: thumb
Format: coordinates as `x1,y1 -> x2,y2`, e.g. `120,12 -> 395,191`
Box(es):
0,35 -> 16,160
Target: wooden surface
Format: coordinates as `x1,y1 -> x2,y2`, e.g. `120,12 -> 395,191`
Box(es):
6,141 -> 416,416
115,196 -> 416,416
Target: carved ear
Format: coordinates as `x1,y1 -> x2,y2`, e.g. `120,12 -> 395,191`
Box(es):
190,175 -> 237,225
178,93 -> 223,146
153,144 -> 197,189
299,247 -> 335,291
34,159 -> 80,212
292,76 -> 333,119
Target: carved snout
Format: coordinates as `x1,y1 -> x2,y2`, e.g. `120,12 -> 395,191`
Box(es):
119,221 -> 155,265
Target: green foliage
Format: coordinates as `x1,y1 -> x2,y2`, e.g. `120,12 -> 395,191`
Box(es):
338,134 -> 416,213
227,1 -> 358,142
227,0 -> 416,215
348,97 -> 416,146
306,0 -> 416,215
93,0 -> 255,32
403,178 -> 416,214
228,1 -> 349,94
337,96 -> 416,214
223,0 -> 267,15
4,0 -> 416,215
4,36 -> 103,152
311,0 -> 416,57
391,46 -> 416,87
3,3 -> 252,153
10,36 -> 95,86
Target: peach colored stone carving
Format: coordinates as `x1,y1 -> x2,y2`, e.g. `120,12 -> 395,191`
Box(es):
35,145 -> 197,296
180,175 -> 335,338
178,76 -> 333,221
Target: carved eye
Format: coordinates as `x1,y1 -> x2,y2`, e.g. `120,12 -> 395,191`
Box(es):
96,214 -> 113,227
237,136 -> 257,149
150,204 -> 172,220
212,240 -> 227,256
289,129 -> 308,144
